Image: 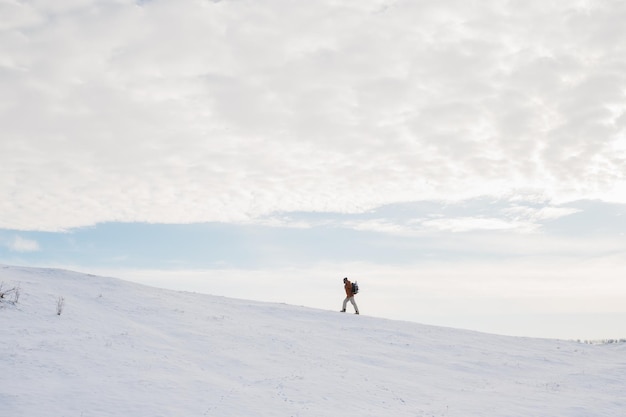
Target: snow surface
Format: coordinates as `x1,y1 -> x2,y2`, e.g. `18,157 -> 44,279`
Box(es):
1,265 -> 625,417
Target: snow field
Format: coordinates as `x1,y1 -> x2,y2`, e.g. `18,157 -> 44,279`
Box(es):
1,265 -> 625,417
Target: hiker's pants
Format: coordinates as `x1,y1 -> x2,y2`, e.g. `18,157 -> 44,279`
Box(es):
342,296 -> 359,313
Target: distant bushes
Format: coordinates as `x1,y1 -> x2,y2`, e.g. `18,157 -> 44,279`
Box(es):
1,282 -> 65,316
577,339 -> 626,345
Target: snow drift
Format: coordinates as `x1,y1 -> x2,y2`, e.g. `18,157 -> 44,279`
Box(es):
1,265 -> 625,417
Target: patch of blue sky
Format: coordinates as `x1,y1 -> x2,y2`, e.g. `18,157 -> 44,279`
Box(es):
0,222 -> 430,269
1,199 -> 623,271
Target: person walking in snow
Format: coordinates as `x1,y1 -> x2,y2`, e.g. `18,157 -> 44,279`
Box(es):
341,277 -> 359,315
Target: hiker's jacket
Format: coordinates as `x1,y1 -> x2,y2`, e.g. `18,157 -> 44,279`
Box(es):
344,280 -> 354,298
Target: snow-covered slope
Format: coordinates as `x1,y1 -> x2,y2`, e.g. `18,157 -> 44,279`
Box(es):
1,265 -> 625,417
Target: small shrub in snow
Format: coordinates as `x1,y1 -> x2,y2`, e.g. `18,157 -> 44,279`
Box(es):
56,296 -> 65,316
0,282 -> 20,304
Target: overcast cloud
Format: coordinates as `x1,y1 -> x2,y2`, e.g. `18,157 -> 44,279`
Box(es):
1,0 -> 626,231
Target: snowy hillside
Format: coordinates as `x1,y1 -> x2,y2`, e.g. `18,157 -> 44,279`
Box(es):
1,265 -> 625,417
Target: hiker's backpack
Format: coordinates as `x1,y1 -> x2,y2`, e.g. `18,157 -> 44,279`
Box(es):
351,281 -> 359,295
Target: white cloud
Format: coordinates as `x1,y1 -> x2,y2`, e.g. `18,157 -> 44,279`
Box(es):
421,217 -> 530,233
347,219 -> 412,235
504,205 -> 581,222
7,236 -> 40,252
1,0 -> 626,231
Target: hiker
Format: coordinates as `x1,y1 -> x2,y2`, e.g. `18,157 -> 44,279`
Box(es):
341,277 -> 359,315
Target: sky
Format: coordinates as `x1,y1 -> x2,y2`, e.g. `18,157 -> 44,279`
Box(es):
1,0 -> 625,339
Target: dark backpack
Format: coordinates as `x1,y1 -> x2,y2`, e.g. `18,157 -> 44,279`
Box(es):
351,281 -> 359,295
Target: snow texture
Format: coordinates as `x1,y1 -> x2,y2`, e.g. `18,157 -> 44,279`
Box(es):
1,265 -> 625,417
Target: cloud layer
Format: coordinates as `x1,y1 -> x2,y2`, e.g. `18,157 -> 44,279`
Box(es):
2,0 -> 626,230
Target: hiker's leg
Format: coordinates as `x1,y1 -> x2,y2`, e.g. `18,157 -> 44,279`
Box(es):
349,296 -> 359,314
